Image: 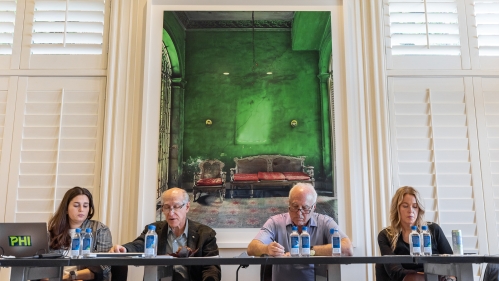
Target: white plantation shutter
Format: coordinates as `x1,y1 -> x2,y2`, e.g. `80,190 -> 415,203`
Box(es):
473,1 -> 499,56
0,0 -> 16,55
20,0 -> 110,69
387,0 -> 461,55
31,0 -> 105,55
466,0 -> 499,69
388,77 -> 488,258
5,77 -> 106,222
473,77 -> 499,254
0,0 -> 24,69
384,0 -> 470,69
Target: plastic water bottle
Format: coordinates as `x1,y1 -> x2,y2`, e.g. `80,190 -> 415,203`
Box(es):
71,228 -> 81,258
331,228 -> 341,256
421,225 -> 432,256
82,228 -> 93,255
290,226 -> 300,256
409,225 -> 421,256
144,224 -> 158,257
300,226 -> 310,257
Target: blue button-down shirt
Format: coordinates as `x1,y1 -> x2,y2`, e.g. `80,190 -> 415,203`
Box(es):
167,220 -> 190,281
254,213 -> 348,281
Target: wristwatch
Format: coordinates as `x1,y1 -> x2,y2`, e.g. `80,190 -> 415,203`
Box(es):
310,246 -> 316,256
70,270 -> 77,280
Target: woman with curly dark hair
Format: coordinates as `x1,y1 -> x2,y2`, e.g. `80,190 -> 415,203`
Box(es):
48,186 -> 112,281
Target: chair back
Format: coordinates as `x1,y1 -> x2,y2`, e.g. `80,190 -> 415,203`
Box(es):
199,159 -> 224,179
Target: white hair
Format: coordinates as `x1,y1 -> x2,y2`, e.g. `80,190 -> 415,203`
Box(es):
289,183 -> 317,203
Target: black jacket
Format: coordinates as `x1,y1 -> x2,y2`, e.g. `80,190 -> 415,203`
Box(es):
123,219 -> 221,281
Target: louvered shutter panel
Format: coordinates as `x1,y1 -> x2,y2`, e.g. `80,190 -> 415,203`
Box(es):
474,1 -> 499,56
20,0 -> 110,69
0,0 -> 24,69
473,77 -> 499,254
384,0 -> 470,69
0,0 -> 16,55
388,77 -> 488,258
467,0 -> 499,69
31,0 -> 105,54
5,77 -> 106,222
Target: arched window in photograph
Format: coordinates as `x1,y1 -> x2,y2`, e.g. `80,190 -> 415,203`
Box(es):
158,41 -> 172,206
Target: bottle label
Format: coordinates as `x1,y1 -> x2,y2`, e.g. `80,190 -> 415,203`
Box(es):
423,235 -> 431,248
332,236 -> 341,252
83,238 -> 91,251
291,236 -> 299,249
71,238 -> 80,250
145,235 -> 156,256
290,236 -> 299,255
301,236 -> 310,249
411,235 -> 421,253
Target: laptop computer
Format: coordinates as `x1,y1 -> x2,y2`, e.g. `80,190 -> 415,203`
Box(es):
92,252 -> 145,258
0,222 -> 50,258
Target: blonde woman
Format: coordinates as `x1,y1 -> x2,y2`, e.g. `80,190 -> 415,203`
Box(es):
376,186 -> 454,281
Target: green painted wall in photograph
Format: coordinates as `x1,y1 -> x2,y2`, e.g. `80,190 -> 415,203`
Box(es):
182,30 -> 331,181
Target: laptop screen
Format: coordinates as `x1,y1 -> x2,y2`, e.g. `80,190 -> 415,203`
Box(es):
0,222 -> 49,258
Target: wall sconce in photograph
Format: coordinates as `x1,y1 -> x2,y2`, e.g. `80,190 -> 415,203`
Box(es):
205,119 -> 213,126
290,120 -> 298,128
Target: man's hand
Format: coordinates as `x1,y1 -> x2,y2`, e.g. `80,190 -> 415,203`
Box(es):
267,241 -> 285,256
109,245 -> 127,253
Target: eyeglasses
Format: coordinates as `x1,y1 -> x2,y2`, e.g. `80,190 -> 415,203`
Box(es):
288,205 -> 315,214
161,203 -> 186,212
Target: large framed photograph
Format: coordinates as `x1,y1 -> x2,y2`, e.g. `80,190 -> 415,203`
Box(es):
156,10 -> 337,228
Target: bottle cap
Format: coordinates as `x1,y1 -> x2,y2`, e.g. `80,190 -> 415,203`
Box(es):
422,225 -> 428,231
292,226 -> 297,231
148,224 -> 156,230
75,228 -> 81,233
330,228 -> 335,234
411,225 -> 417,231
302,226 -> 307,231
86,228 -> 92,233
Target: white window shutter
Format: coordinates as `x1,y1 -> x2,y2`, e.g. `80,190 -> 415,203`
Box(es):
474,1 -> 499,56
467,0 -> 499,69
388,77 -> 488,256
473,77 -> 499,254
388,0 -> 461,55
20,0 -> 110,70
31,0 -> 105,55
5,77 -> 106,222
384,0 -> 471,69
0,0 -> 16,55
0,0 -> 25,69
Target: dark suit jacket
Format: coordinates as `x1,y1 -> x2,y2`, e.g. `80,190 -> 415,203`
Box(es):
123,219 -> 221,281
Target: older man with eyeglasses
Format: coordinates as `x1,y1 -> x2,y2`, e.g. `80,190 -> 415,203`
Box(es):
110,187 -> 221,281
247,183 -> 353,281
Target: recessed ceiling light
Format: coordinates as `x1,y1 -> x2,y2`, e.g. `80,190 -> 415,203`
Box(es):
223,72 -> 230,75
